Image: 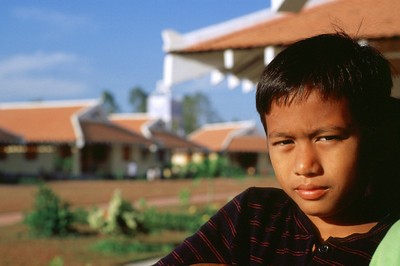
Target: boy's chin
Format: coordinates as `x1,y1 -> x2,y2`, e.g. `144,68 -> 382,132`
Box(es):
299,203 -> 353,223
297,201 -> 338,220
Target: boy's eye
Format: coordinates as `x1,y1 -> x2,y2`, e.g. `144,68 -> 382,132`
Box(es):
318,136 -> 340,142
273,140 -> 294,146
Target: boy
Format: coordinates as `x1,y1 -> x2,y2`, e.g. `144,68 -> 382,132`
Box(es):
156,33 -> 400,265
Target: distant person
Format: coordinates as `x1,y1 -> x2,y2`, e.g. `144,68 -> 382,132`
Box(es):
127,160 -> 137,179
156,32 -> 400,265
146,167 -> 160,181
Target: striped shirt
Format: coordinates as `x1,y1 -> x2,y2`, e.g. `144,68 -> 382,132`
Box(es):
156,187 -> 398,266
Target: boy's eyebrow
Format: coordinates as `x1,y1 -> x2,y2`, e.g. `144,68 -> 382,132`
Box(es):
310,126 -> 353,138
268,126 -> 354,139
268,131 -> 292,139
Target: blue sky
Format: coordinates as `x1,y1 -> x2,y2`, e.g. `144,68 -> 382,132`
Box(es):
0,1 -> 270,122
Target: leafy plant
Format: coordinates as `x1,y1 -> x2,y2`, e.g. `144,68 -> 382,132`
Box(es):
142,205 -> 218,233
172,153 -> 246,179
24,186 -> 75,237
87,190 -> 146,236
178,188 -> 191,208
48,256 -> 64,266
72,207 -> 89,225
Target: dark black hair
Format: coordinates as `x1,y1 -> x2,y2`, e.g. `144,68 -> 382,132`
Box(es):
256,32 -> 392,131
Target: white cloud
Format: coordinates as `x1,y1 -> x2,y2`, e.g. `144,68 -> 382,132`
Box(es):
0,77 -> 87,98
0,52 -> 77,77
13,7 -> 89,28
0,52 -> 89,100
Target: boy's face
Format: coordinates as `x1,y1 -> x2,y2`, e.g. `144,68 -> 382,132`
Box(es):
265,91 -> 362,220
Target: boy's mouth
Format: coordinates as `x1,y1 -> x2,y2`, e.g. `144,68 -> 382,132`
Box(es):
294,185 -> 329,200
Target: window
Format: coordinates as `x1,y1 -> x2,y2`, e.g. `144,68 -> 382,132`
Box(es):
123,145 -> 131,161
59,144 -> 72,158
0,145 -> 6,160
25,144 -> 38,160
141,147 -> 149,160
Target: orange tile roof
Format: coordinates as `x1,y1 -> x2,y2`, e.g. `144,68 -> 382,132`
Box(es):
110,115 -> 152,136
0,101 -> 94,143
110,114 -> 205,150
151,130 -> 205,150
184,0 -> 400,52
80,121 -> 151,145
189,122 -> 255,152
0,127 -> 23,144
227,135 -> 267,153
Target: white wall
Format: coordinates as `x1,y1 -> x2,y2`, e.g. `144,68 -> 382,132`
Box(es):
0,147 -> 56,175
108,144 -> 162,178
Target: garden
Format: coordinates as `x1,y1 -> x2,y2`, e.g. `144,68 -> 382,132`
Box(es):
0,176 -> 279,265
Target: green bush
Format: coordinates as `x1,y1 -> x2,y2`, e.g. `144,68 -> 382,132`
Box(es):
143,205 -> 217,233
140,185 -> 219,233
87,190 -> 146,236
172,153 -> 247,179
24,185 -> 75,237
178,188 -> 191,207
72,207 -> 88,225
48,256 -> 64,266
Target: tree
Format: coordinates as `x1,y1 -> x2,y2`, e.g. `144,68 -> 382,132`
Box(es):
129,86 -> 148,113
182,92 -> 222,134
101,90 -> 119,114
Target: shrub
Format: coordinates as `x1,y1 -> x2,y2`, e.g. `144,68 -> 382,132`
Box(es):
48,256 -> 64,266
24,185 -> 75,237
87,189 -> 146,236
72,207 -> 88,225
172,153 -> 247,179
178,188 -> 191,208
143,205 -> 218,233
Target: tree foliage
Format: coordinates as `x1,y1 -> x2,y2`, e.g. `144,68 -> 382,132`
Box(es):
99,87 -> 220,135
182,92 -> 222,134
101,90 -> 119,114
129,86 -> 148,113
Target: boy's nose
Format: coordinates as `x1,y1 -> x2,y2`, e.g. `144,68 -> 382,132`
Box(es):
293,144 -> 323,177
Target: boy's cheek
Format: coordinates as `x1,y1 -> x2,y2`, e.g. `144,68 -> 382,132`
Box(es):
268,154 -> 287,179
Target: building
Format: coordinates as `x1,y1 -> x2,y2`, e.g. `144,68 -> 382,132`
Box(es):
109,113 -> 207,178
0,99 -> 156,181
189,121 -> 272,176
147,89 -> 183,131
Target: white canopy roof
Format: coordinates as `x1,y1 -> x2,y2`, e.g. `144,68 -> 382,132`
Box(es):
161,0 -> 322,92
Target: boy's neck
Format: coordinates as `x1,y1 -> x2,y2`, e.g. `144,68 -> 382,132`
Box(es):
308,215 -> 378,241
307,199 -> 384,241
